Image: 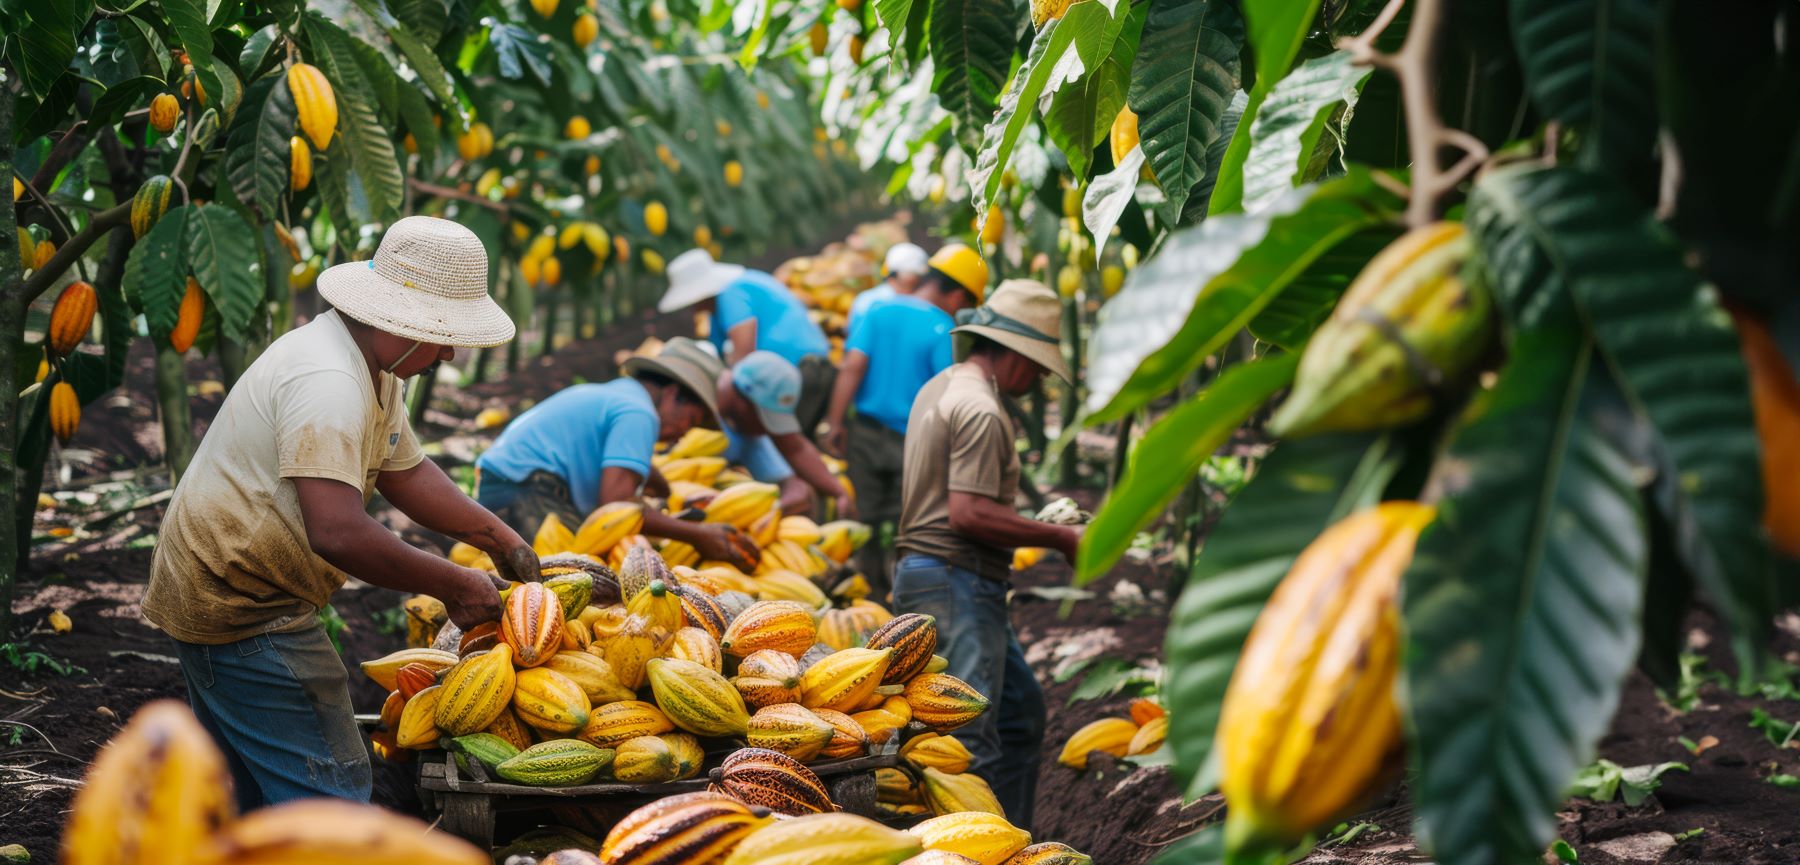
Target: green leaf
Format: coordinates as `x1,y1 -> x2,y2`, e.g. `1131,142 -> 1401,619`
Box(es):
1126,0 -> 1244,217
929,0 -> 1016,154
874,0 -> 921,68
1511,0 -> 1658,172
1150,824 -> 1226,865
394,80 -> 440,170
1079,141 -> 1144,259
1243,0 -> 1320,93
1402,312 -> 1647,865
11,1 -> 93,99
185,204 -> 263,341
224,75 -> 297,222
305,15 -> 407,222
353,0 -> 460,111
1084,167 -> 1403,421
1163,432 -> 1398,797
390,0 -> 448,44
1237,50 -> 1372,214
123,205 -> 191,344
89,75 -> 163,131
159,0 -> 223,115
1472,164 -> 1775,684
239,24 -> 282,79
1248,224 -> 1400,350
1078,352 -> 1298,583
488,22 -> 555,86
312,142 -> 361,231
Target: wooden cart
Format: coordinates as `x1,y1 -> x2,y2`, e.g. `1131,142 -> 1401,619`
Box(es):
417,747 -> 903,847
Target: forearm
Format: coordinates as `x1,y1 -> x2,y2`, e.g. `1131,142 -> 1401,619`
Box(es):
642,508 -> 707,545
775,436 -> 848,499
314,516 -> 491,598
380,461 -> 528,556
951,495 -> 1079,552
777,476 -> 814,514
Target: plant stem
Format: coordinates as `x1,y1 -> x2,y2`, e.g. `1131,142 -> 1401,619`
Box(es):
155,344 -> 196,484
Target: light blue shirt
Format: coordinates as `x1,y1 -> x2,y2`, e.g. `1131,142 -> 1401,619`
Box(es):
711,270 -> 830,365
845,295 -> 955,434
476,379 -> 658,513
723,425 -> 794,482
846,283 -> 897,332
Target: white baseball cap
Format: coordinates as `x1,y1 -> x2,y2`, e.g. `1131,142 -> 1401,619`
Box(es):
882,242 -> 930,278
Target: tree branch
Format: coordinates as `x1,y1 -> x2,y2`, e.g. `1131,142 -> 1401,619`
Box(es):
16,202 -> 131,303
408,177 -> 510,214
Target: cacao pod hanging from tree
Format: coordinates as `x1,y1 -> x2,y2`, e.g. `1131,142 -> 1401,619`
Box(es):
47,280 -> 97,357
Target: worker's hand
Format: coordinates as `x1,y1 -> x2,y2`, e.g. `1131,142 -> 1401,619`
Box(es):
492,543 -> 541,585
1053,526 -> 1083,565
833,491 -> 857,521
443,567 -> 505,630
820,424 -> 847,459
692,523 -> 759,572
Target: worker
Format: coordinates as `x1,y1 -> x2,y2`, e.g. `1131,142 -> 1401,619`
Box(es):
891,279 -> 1081,830
142,217 -> 536,811
820,245 -> 988,594
474,345 -> 759,571
845,241 -> 930,331
658,248 -> 834,441
649,338 -> 854,519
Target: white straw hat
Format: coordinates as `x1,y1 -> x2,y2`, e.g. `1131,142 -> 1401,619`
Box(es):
658,247 -> 746,313
316,216 -> 515,348
952,279 -> 1072,383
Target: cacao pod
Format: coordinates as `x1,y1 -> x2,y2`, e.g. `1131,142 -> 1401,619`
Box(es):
131,176 -> 175,238
169,277 -> 204,353
211,798 -> 484,865
287,63 -> 338,150
717,747 -> 836,816
50,381 -> 80,444
63,700 -> 235,865
1731,308 -> 1800,556
599,791 -> 772,865
289,136 -> 311,192
721,812 -> 922,865
150,93 -> 180,134
47,280 -> 97,357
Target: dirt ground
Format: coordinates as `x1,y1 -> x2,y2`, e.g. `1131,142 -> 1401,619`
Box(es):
7,220 -> 1800,864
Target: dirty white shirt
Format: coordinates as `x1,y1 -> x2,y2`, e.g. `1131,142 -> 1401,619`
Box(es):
143,310 -> 423,644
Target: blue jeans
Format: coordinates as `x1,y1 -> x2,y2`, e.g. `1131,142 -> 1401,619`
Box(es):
170,626 -> 371,812
892,554 -> 1045,830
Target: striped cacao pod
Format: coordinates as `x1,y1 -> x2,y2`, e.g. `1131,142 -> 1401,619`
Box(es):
673,585 -> 729,641
1002,842 -> 1093,865
394,662 -> 439,699
720,600 -> 816,659
360,647 -> 458,690
867,613 -> 938,685
49,382 -> 79,444
800,647 -> 893,714
732,649 -> 804,709
909,812 -> 1030,865
904,673 -> 989,732
395,685 -> 444,749
47,280 -> 97,356
921,767 -> 1004,816
1218,501 -> 1434,856
434,644 -> 516,736
813,707 -> 867,759
666,626 -> 724,673
210,799 -> 485,865
599,791 -> 772,865
512,667 -> 591,735
579,700 -> 674,749
169,277 -> 204,353
542,553 -> 620,606
646,657 -> 750,737
63,700 -> 235,865
618,543 -> 678,603
544,650 -> 636,704
495,738 -> 613,786
504,581 -> 566,667
131,175 -> 174,238
287,62 -> 337,150
1057,717 -> 1137,770
902,733 -> 973,774
747,703 -> 836,762
721,812 -> 923,865
1269,223 -> 1492,437
717,747 -> 836,816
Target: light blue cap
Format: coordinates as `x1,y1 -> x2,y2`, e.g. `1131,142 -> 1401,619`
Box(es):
731,351 -> 803,435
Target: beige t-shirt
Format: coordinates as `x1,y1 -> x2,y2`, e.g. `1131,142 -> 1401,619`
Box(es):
143,310 -> 424,644
896,363 -> 1020,581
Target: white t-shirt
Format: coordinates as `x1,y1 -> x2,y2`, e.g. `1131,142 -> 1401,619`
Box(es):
143,310 -> 424,643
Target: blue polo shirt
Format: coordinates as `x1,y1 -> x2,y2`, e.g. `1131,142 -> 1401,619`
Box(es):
846,283 -> 897,332
476,379 -> 658,513
845,295 -> 954,434
723,425 -> 794,482
710,270 -> 830,365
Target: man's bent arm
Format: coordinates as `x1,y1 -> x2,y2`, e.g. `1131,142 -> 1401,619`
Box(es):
947,491 -> 1080,561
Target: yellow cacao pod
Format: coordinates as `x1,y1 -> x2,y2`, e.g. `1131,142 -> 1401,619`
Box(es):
287,62 -> 338,150
908,812 -> 1030,865
47,280 -> 97,357
722,812 -> 923,865
210,798 -> 485,865
920,766 -> 1004,817
289,136 -> 312,192
579,699 -> 674,748
64,700 -> 235,865
434,644 -> 517,736
572,13 -> 599,48
1056,717 -> 1137,770
511,667 -> 592,735
645,201 -> 668,236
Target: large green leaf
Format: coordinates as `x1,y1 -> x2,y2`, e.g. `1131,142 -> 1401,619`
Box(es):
390,0 -> 447,45
1510,0 -> 1658,172
1236,50 -> 1371,214
1472,164 -> 1775,682
1248,224 -> 1399,350
1126,0 -> 1243,217
968,3 -> 1124,216
1243,0 -> 1319,92
305,15 -> 407,223
10,2 -> 93,99
352,0 -> 459,111
929,0 -> 1016,154
122,205 -> 191,344
1044,0 -> 1140,182
224,75 -> 297,223
394,80 -> 440,170
488,22 -> 555,86
1403,313 -> 1646,865
160,0 -> 223,114
1078,352 -> 1299,583
1084,167 -> 1403,422
1163,432 -> 1398,797
185,204 -> 262,341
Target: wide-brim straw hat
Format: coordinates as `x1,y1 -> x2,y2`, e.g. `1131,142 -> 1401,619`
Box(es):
952,278 -> 1072,383
658,248 -> 746,313
620,336 -> 725,430
317,216 -> 515,348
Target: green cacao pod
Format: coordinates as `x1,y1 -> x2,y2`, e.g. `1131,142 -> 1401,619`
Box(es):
131,176 -> 175,238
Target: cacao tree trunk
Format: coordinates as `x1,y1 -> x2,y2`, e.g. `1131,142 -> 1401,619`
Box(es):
156,345 -> 196,483
1058,289 -> 1082,488
0,79 -> 20,636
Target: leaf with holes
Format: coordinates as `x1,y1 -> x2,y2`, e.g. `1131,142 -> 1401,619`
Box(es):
930,0 -> 1016,154
122,205 -> 191,344
1083,167 -> 1403,421
304,15 -> 406,222
1511,0 -> 1658,173
185,204 -> 263,341
1405,315 -> 1646,865
1126,0 -> 1244,217
1164,432 -> 1397,797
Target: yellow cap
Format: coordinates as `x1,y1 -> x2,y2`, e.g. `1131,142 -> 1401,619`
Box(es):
928,244 -> 989,304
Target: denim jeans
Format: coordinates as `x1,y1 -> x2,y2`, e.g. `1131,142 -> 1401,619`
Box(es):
476,469 -> 581,538
170,626 -> 371,812
892,553 -> 1045,830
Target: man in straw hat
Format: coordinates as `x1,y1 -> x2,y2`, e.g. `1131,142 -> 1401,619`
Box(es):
820,243 -> 987,595
657,248 -> 835,442
891,279 -> 1082,829
143,216 -> 538,810
475,340 -> 759,570
650,338 -> 855,519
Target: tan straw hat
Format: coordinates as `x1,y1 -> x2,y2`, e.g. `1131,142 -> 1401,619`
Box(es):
952,278 -> 1072,383
658,247 -> 746,313
620,336 -> 725,429
317,216 -> 515,348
